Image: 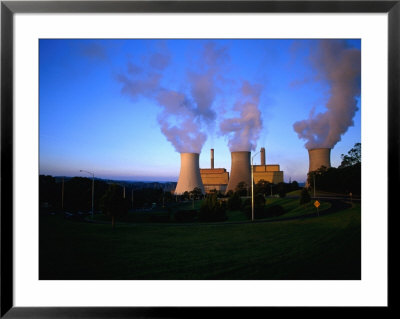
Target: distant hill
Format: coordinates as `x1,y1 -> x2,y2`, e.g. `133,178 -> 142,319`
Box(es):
53,176 -> 177,192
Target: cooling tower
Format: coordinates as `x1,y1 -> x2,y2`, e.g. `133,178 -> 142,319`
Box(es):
260,147 -> 266,165
225,151 -> 251,193
308,148 -> 331,172
175,153 -> 205,195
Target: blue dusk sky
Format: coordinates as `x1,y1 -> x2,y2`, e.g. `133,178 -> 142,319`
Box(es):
39,39 -> 361,183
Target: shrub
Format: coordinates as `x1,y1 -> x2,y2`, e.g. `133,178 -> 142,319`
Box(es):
299,188 -> 311,206
235,181 -> 249,196
199,194 -> 227,222
255,194 -> 266,206
227,192 -> 242,210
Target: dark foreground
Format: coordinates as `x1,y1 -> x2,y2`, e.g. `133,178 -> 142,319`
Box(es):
39,201 -> 361,280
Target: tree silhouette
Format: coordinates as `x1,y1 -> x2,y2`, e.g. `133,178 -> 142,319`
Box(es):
299,188 -> 311,207
100,184 -> 129,228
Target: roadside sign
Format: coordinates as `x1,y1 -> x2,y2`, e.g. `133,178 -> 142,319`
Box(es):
314,200 -> 320,208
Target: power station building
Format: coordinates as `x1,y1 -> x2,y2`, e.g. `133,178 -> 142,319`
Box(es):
200,149 -> 229,193
174,147 -> 285,195
252,147 -> 284,184
199,147 -> 284,194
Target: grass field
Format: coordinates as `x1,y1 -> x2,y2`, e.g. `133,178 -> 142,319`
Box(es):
39,199 -> 360,280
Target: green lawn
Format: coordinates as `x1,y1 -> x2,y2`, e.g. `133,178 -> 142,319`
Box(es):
264,197 -> 331,220
39,202 -> 360,280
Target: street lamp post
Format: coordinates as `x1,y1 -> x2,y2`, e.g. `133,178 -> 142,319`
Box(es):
251,151 -> 260,222
80,170 -> 94,219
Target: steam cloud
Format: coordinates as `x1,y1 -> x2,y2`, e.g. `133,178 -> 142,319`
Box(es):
117,42 -> 227,153
219,81 -> 263,151
293,40 -> 361,149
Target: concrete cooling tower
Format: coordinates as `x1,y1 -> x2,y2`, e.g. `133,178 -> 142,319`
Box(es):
225,151 -> 251,194
308,148 -> 331,172
175,153 -> 205,195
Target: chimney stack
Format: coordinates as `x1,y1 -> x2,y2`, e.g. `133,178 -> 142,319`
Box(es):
260,147 -> 266,165
211,148 -> 214,169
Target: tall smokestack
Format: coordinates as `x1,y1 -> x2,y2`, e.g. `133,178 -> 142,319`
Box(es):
211,148 -> 214,169
308,148 -> 331,172
175,153 -> 205,195
225,151 -> 251,193
260,147 -> 266,165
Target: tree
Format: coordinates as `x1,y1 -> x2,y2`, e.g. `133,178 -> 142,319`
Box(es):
190,187 -> 203,200
226,190 -> 234,198
277,182 -> 287,198
100,184 -> 129,228
39,175 -> 61,209
199,193 -> 227,222
339,143 -> 361,168
306,143 -> 361,195
254,193 -> 266,207
299,188 -> 311,207
182,191 -> 190,200
291,181 -> 299,191
235,181 -> 248,196
254,179 -> 270,196
227,191 -> 242,210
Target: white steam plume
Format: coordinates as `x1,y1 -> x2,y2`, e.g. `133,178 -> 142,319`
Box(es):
293,40 -> 361,149
117,41 -> 227,153
156,42 -> 227,153
219,81 -> 263,151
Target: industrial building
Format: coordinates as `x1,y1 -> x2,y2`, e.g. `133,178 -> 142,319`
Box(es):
252,147 -> 284,184
200,149 -> 229,193
175,147 -> 285,195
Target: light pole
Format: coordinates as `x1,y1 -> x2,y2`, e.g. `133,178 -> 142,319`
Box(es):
251,151 -> 260,222
80,170 -> 94,219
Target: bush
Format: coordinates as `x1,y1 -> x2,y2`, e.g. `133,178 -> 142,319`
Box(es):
227,192 -> 242,210
199,194 -> 227,222
255,194 -> 265,206
235,181 -> 249,196
243,195 -> 265,219
174,210 -> 197,222
299,188 -> 311,206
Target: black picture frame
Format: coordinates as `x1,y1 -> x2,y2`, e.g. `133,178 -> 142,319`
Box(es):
1,1 -> 396,317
